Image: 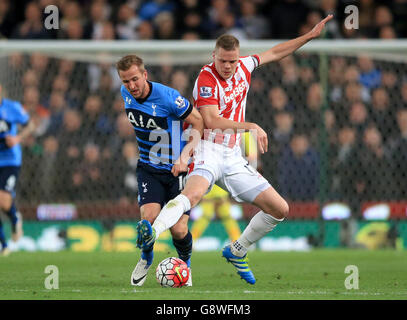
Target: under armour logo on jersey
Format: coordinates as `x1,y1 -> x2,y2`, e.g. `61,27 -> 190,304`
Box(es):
125,96 -> 132,105
152,104 -> 157,116
142,182 -> 148,193
199,86 -> 212,98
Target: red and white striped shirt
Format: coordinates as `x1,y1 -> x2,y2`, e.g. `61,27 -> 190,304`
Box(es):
192,55 -> 260,148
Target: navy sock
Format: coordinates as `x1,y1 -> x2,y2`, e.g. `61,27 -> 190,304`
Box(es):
141,246 -> 153,261
5,203 -> 18,232
0,220 -> 7,249
172,230 -> 193,267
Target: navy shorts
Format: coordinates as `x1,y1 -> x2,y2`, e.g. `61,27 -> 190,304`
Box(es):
136,162 -> 190,215
0,166 -> 20,197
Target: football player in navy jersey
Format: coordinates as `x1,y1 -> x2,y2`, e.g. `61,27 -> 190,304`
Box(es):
0,84 -> 35,256
116,55 -> 203,286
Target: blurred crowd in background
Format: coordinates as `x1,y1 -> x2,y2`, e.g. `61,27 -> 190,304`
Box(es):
1,0 -> 407,41
0,0 -> 406,219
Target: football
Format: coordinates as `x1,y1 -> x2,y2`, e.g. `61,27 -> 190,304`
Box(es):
156,257 -> 189,288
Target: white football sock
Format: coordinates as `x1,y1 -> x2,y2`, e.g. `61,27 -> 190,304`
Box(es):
153,194 -> 191,238
231,210 -> 284,257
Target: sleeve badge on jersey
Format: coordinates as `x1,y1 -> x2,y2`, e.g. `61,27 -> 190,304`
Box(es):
175,96 -> 186,109
199,86 -> 212,98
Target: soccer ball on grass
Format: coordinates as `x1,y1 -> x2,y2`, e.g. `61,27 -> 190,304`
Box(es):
156,257 -> 189,288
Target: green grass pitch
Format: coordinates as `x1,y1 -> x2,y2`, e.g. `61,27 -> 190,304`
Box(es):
0,249 -> 406,300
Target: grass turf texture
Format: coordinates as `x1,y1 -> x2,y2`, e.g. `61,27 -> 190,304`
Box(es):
0,249 -> 406,300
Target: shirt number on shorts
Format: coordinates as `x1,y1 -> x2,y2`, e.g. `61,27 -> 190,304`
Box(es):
6,175 -> 16,192
178,175 -> 186,191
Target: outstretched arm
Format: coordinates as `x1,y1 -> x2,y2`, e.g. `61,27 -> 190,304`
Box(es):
258,15 -> 333,66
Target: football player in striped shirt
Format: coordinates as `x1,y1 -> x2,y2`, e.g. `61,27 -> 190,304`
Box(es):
138,15 -> 333,284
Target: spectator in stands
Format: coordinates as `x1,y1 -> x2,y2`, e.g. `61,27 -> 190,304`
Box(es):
296,82 -> 323,144
331,126 -> 360,206
176,0 -> 209,39
270,110 -> 294,158
62,19 -> 85,40
60,0 -> 84,31
358,0 -> 376,31
389,108 -> 407,200
170,69 -> 190,97
381,69 -> 400,105
57,109 -> 84,200
268,86 -> 294,113
99,21 -> 117,40
23,86 -> 50,137
214,11 -> 247,40
106,112 -> 136,159
138,0 -> 175,21
328,56 -> 346,105
238,0 -> 269,39
45,91 -> 67,136
206,0 -> 230,36
57,58 -> 89,107
70,143 -> 106,201
355,125 -> 394,201
81,94 -> 113,146
115,3 -> 141,40
110,141 -> 140,203
153,11 -> 178,39
29,53 -> 52,98
379,25 -> 397,39
374,5 -> 394,31
358,55 -> 382,90
0,0 -> 16,39
37,135 -> 60,201
135,20 -> 155,40
369,87 -> 397,141
348,101 -> 370,141
83,1 -> 110,40
278,132 -> 320,201
11,1 -> 50,39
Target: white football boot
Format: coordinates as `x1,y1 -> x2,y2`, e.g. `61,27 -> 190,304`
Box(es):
131,253 -> 153,286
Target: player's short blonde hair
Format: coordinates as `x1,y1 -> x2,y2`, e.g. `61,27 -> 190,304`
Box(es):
215,34 -> 240,52
116,55 -> 145,73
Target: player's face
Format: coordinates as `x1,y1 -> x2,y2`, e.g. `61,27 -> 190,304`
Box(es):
213,47 -> 240,80
119,64 -> 149,99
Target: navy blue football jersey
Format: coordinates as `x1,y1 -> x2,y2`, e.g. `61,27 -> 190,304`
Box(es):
121,81 -> 193,171
0,98 -> 30,167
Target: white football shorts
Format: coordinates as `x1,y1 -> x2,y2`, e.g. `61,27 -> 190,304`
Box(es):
188,140 -> 271,203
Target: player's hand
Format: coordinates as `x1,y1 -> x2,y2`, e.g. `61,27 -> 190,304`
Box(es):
254,125 -> 268,154
4,135 -> 20,148
307,14 -> 333,39
171,159 -> 189,177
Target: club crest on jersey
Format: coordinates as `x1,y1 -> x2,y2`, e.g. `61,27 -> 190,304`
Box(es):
199,86 -> 212,98
152,104 -> 157,116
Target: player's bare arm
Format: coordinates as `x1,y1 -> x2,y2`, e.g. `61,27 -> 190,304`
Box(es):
199,105 -> 268,153
258,15 -> 333,65
171,107 -> 204,177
